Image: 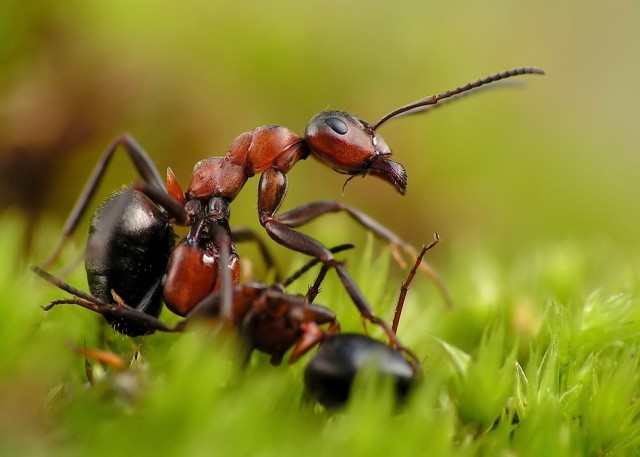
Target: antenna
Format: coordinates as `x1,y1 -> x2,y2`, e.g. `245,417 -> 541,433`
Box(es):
372,67 -> 545,131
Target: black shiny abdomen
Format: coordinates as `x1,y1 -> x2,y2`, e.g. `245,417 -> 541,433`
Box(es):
85,189 -> 175,336
304,333 -> 416,409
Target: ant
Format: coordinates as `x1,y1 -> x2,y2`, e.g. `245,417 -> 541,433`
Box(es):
41,230 -> 433,410
51,238 -> 435,408
176,241 -> 350,366
35,241 -> 376,366
302,235 -> 439,409
34,66 -> 543,341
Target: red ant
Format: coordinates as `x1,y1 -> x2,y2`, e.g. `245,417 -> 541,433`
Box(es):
35,67 -> 542,341
175,242 -> 349,366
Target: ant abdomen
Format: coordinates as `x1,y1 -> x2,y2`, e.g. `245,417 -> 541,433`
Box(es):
86,189 -> 175,336
304,333 -> 416,409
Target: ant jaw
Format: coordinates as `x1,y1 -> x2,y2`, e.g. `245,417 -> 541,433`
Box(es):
368,156 -> 407,195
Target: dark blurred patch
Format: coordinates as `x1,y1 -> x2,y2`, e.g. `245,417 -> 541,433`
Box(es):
0,15 -> 138,252
0,10 -> 221,256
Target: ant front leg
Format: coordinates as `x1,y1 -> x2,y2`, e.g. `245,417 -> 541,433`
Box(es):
31,266 -> 175,335
257,169 -> 406,349
259,171 -> 451,307
42,134 -> 168,269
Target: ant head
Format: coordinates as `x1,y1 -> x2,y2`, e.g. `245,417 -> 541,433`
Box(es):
304,67 -> 544,196
304,111 -> 407,195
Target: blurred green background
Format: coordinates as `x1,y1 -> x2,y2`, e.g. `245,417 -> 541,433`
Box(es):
1,2 -> 639,455
2,0 -> 638,266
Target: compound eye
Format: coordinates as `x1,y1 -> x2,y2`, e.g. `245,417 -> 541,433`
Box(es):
325,117 -> 348,135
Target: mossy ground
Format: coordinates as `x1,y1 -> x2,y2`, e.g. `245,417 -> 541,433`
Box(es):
1,216 -> 639,457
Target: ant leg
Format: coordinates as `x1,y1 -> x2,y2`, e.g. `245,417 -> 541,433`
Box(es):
42,134 -> 167,269
392,234 -> 440,336
280,244 -> 354,302
262,217 -> 407,348
31,266 -> 175,334
258,169 -> 405,344
210,223 -> 234,320
305,264 -> 331,303
273,200 -> 451,308
288,322 -> 328,363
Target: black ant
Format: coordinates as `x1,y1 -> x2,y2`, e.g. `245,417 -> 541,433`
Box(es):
35,242 -> 386,365
40,233 -> 436,401
302,235 -> 439,409
34,67 -> 543,340
50,237 -> 436,410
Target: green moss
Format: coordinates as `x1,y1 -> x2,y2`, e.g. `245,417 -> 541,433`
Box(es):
2,216 -> 640,457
